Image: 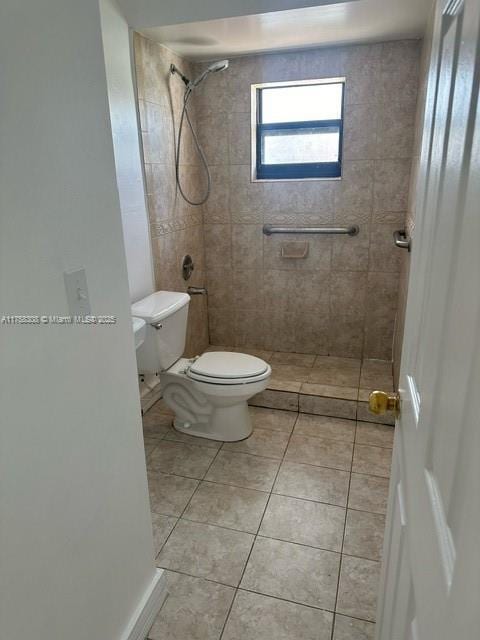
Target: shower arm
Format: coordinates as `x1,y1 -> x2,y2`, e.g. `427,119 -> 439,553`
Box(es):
170,64 -> 190,87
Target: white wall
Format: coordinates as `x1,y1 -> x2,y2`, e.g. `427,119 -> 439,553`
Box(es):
100,0 -> 154,303
0,1 -> 159,638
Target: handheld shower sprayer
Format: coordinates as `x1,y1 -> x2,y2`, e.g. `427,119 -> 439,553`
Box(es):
170,59 -> 229,206
170,60 -> 229,90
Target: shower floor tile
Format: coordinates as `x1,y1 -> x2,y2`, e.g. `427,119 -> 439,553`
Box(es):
198,346 -> 400,425
142,395 -> 394,640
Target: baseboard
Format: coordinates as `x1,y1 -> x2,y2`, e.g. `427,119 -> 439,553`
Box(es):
121,568 -> 168,640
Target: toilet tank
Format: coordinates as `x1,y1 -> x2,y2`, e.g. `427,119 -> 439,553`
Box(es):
131,291 -> 190,374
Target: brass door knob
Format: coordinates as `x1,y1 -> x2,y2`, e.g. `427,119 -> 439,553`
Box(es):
368,390 -> 400,415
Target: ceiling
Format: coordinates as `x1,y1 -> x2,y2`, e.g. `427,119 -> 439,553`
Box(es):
140,0 -> 432,60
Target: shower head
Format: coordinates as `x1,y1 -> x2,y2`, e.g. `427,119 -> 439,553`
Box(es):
189,59 -> 229,88
207,59 -> 229,74
170,59 -> 229,91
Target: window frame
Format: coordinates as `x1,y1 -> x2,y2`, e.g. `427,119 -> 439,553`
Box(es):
251,77 -> 346,182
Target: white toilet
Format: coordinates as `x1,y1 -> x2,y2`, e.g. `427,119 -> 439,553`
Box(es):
131,291 -> 271,441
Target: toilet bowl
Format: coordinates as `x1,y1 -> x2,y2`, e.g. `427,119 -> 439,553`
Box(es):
131,291 -> 271,441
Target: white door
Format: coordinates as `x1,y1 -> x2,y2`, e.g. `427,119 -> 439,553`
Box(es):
376,0 -> 480,638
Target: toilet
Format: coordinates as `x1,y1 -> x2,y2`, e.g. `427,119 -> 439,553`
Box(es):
131,291 -> 271,441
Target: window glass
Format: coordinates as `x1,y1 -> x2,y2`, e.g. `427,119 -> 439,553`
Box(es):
261,83 -> 343,123
262,127 -> 340,165
254,79 -> 344,180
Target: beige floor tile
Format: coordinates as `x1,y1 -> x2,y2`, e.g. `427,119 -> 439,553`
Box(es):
222,427 -> 290,459
300,383 -> 358,401
183,481 -> 269,533
348,473 -> 390,515
311,356 -> 361,387
359,359 -> 393,390
356,400 -> 395,426
294,414 -> 356,442
148,570 -> 235,640
205,451 -> 280,491
163,426 -> 223,450
299,394 -> 357,420
357,389 -> 372,402
142,413 -> 171,439
269,352 -> 316,367
308,369 -> 360,388
144,441 -> 157,458
151,513 -> 177,555
333,614 -> 376,640
352,444 -> 392,478
222,590 -> 333,640
157,519 -> 254,586
148,471 -> 199,517
259,494 -> 345,552
343,510 -> 386,561
356,422 -> 394,448
143,401 -> 174,425
271,364 -> 313,383
267,378 -> 303,392
274,461 -> 350,507
157,399 -> 175,415
336,555 -> 381,622
285,434 -> 353,471
241,537 -> 340,610
149,441 -> 217,479
250,388 -> 299,412
249,406 -> 297,433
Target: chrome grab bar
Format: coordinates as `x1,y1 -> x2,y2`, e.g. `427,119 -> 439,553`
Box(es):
393,230 -> 411,252
263,224 -> 359,236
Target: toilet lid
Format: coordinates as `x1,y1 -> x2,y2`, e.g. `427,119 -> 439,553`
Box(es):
188,352 -> 269,380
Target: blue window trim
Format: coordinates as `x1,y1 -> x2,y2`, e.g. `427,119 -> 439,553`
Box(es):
255,82 -> 344,180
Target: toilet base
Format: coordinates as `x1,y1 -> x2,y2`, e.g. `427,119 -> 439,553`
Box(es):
173,401 -> 253,442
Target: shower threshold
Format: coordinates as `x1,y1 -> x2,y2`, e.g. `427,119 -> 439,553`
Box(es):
204,346 -> 396,427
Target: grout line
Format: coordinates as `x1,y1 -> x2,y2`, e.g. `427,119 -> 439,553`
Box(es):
145,402 -> 391,635
218,410 -> 300,640
254,533 -> 342,556
146,444 -> 390,481
237,585 -> 378,626
269,490 -> 348,510
153,440 -> 225,560
150,498 -> 386,525
146,451 -> 390,482
237,584 -> 340,614
178,514 -> 259,536
152,566 -> 239,590
330,419 -> 357,640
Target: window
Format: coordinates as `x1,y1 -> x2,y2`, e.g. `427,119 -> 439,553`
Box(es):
251,78 -> 345,181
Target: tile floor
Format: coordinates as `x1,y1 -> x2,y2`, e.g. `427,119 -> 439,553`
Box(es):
206,347 -> 396,425
143,377 -> 394,640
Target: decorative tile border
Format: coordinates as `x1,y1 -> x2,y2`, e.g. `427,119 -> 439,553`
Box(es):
150,212 -> 203,237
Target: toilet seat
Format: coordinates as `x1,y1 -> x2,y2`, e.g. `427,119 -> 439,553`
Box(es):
186,351 -> 270,385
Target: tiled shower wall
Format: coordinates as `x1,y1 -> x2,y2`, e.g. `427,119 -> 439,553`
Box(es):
193,41 -> 420,360
134,34 -> 209,356
393,23 -> 433,385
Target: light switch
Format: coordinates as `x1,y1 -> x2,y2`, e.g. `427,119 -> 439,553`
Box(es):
64,268 -> 91,316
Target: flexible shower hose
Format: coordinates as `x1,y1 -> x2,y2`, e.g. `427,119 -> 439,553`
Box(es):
174,87 -> 211,206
